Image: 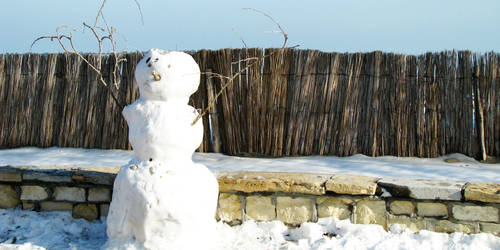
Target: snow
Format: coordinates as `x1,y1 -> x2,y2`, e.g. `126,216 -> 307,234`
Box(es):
1,147 -> 499,183
1,209 -> 499,250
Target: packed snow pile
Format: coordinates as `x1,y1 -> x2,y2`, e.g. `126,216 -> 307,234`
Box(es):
105,49 -> 219,249
1,209 -> 500,250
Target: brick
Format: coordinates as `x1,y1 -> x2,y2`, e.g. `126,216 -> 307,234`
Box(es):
0,184 -> 20,208
88,188 -> 111,202
387,215 -> 425,233
354,200 -> 387,229
20,186 -> 48,201
480,223 -> 500,236
325,175 -> 379,195
276,196 -> 314,225
316,197 -> 352,220
389,201 -> 414,215
217,193 -> 241,222
0,167 -> 22,182
53,187 -> 85,202
417,202 -> 448,217
73,204 -> 99,221
424,218 -> 475,234
464,182 -> 500,203
40,201 -> 73,211
22,202 -> 35,210
452,204 -> 498,222
245,196 -> 275,221
100,204 -> 110,217
23,171 -> 72,183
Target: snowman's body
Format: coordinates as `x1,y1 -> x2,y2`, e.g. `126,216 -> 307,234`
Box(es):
106,49 -> 219,250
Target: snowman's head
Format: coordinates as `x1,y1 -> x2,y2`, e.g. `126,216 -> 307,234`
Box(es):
135,49 -> 201,103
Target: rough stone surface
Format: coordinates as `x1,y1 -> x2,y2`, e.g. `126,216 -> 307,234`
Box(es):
276,197 -> 314,225
245,196 -> 275,221
316,197 -> 352,220
22,171 -> 72,182
0,167 -> 22,182
217,193 -> 241,222
40,201 -> 73,211
424,218 -> 475,234
354,200 -> 387,229
100,204 -> 110,217
480,223 -> 500,236
378,178 -> 465,200
389,201 -> 414,215
88,188 -> 111,202
325,175 -> 378,195
22,202 -> 35,210
417,202 -> 448,217
73,204 -> 99,221
464,182 -> 500,203
452,204 -> 498,222
72,171 -> 116,185
387,215 -> 425,232
0,184 -> 20,208
217,171 -> 330,195
20,186 -> 48,201
53,187 -> 85,202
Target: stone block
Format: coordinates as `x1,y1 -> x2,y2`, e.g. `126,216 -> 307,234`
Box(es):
40,201 -> 73,211
100,204 -> 110,217
217,171 -> 330,195
480,223 -> 500,236
452,204 -> 498,222
0,167 -> 22,182
72,171 -> 116,185
424,218 -> 475,234
387,215 -> 425,232
464,182 -> 500,203
389,201 -> 414,215
22,202 -> 35,210
0,184 -> 20,208
217,193 -> 241,222
378,178 -> 465,201
245,196 -> 275,221
276,196 -> 314,225
20,186 -> 48,201
73,204 -> 99,221
416,202 -> 448,217
325,175 -> 378,195
53,187 -> 85,202
88,188 -> 111,202
23,171 -> 72,183
316,197 -> 352,220
354,200 -> 387,229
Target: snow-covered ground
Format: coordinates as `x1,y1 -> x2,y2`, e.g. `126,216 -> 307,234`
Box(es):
0,147 -> 499,182
1,208 -> 499,250
1,147 -> 500,249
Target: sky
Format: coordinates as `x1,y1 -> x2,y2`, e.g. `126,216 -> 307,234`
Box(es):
1,0 -> 499,55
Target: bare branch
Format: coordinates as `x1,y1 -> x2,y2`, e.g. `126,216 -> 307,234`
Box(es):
243,8 -> 288,48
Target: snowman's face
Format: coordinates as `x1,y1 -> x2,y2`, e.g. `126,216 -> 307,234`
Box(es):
135,49 -> 201,102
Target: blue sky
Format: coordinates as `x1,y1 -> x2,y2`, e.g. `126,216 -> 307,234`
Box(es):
1,0 -> 499,55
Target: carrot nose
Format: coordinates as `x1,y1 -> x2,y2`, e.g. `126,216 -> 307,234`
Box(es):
151,70 -> 161,81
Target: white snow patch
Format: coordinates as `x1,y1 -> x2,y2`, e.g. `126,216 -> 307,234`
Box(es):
1,147 -> 499,182
1,209 -> 499,250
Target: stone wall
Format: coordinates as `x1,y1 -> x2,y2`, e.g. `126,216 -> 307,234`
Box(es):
1,166 -> 499,236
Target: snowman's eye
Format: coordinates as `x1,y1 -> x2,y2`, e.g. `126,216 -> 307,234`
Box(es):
146,57 -> 151,63
154,58 -> 159,62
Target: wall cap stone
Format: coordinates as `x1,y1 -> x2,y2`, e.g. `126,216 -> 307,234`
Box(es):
378,178 -> 465,201
464,182 -> 500,203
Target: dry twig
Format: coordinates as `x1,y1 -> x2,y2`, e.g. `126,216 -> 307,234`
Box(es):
31,0 -> 143,111
192,8 -> 292,125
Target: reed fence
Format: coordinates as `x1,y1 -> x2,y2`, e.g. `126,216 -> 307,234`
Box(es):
0,49 -> 498,159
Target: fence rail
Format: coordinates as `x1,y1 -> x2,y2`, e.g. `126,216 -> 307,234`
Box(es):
0,49 -> 498,158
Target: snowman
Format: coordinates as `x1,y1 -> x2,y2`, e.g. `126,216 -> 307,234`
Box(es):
106,49 -> 219,250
